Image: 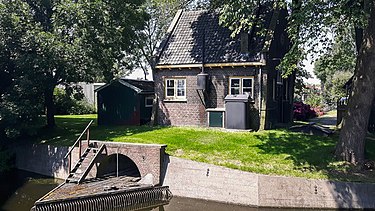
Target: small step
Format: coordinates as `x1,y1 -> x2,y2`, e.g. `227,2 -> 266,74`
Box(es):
66,144 -> 105,184
66,178 -> 79,183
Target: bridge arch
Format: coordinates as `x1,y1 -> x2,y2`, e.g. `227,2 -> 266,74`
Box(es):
96,153 -> 141,178
80,141 -> 166,185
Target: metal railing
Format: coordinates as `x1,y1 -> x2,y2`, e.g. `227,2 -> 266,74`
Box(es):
64,120 -> 94,174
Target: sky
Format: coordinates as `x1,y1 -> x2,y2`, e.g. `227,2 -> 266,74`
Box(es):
303,58 -> 321,85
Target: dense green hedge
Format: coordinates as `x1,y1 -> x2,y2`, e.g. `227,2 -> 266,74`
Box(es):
54,88 -> 96,115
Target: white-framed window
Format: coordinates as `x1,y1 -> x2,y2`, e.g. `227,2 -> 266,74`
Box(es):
229,77 -> 254,97
165,78 -> 186,100
145,96 -> 154,107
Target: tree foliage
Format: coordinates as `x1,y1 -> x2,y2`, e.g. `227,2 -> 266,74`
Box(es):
0,0 -> 148,136
314,27 -> 356,105
131,0 -> 210,80
212,0 -> 374,164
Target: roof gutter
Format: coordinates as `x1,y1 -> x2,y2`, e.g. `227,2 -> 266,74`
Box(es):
155,61 -> 266,69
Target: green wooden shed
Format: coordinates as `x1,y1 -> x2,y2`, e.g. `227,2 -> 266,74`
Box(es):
96,79 -> 154,125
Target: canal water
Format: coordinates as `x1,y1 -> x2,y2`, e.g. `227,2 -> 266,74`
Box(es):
0,170 -> 331,211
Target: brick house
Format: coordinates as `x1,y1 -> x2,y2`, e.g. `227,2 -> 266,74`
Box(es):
153,7 -> 294,130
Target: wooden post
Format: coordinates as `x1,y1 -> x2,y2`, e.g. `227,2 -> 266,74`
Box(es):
79,140 -> 82,159
68,154 -> 71,174
87,128 -> 90,147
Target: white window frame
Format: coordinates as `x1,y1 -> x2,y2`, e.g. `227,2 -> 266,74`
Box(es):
145,96 -> 154,107
164,77 -> 187,101
229,77 -> 254,98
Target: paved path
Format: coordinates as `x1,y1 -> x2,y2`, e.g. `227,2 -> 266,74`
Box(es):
309,110 -> 337,128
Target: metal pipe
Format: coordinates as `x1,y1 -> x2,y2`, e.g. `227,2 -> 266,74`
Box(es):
117,149 -> 119,177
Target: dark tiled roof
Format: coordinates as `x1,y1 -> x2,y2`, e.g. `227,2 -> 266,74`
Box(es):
119,79 -> 154,93
96,79 -> 154,93
157,9 -> 273,66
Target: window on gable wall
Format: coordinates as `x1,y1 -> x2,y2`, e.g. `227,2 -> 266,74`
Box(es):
145,96 -> 153,107
165,78 -> 186,100
229,77 -> 254,98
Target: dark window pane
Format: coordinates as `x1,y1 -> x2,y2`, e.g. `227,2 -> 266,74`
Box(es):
146,98 -> 153,106
167,80 -> 174,88
177,79 -> 185,88
167,88 -> 174,96
177,88 -> 185,96
243,79 -> 252,87
231,88 -> 240,95
231,79 -> 240,87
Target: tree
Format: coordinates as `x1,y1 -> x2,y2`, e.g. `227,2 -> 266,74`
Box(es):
131,0 -> 181,80
0,0 -> 148,128
212,0 -> 375,164
0,1 -> 45,139
314,28 -> 356,105
336,2 -> 375,163
131,0 -> 210,80
293,67 -> 311,101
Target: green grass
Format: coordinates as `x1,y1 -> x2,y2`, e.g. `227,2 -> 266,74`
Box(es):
36,114 -> 375,183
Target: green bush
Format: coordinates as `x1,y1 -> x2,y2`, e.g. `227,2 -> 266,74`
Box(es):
54,88 -> 96,115
69,100 -> 96,115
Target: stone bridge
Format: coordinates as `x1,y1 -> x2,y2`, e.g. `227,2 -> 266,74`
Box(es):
77,141 -> 166,185
14,140 -> 166,186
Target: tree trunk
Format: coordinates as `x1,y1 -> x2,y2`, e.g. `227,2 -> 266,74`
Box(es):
45,87 -> 56,128
335,4 -> 375,164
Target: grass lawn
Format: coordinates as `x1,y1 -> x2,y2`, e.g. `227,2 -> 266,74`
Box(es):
36,114 -> 375,183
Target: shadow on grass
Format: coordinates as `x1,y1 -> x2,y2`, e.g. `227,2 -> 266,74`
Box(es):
37,116 -> 163,146
255,131 -> 336,171
255,131 -> 375,183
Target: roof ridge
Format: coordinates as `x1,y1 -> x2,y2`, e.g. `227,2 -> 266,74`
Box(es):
120,78 -> 153,82
155,5 -> 285,66
152,10 -> 183,69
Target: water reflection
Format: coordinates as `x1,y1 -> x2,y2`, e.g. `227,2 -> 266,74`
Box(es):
0,170 -> 61,211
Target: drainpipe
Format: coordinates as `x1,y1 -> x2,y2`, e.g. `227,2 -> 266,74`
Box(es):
197,27 -> 208,107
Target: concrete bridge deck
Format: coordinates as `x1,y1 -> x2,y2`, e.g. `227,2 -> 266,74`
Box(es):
39,176 -> 150,203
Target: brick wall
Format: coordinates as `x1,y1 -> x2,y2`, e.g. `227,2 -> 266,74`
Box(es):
83,141 -> 166,185
154,67 -> 260,127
